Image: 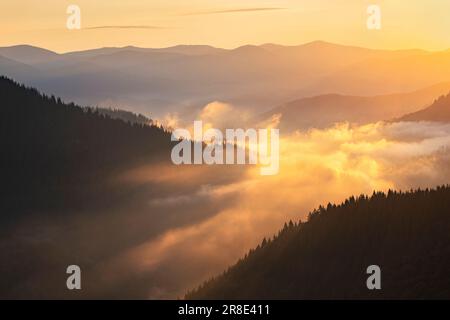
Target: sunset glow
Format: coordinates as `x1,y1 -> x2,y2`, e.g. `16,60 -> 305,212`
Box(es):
1,0 -> 449,52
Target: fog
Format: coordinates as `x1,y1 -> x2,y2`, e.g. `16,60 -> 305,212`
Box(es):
89,119 -> 450,298
4,103 -> 450,298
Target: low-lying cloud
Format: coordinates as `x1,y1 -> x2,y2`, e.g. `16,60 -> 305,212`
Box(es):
101,120 -> 450,298
6,119 -> 450,299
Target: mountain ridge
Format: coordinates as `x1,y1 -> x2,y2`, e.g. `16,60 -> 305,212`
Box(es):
398,92 -> 450,122
2,40 -> 450,123
1,40 -> 439,56
262,82 -> 450,131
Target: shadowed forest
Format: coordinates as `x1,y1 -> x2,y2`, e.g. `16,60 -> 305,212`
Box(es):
187,187 -> 450,299
1,76 -> 172,217
0,77 -> 245,298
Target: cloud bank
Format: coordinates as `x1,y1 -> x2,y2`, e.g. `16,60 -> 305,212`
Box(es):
6,117 -> 450,299
102,120 -> 450,298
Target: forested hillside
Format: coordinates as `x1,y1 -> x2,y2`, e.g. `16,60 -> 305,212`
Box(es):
187,187 -> 450,299
0,76 -> 171,216
91,107 -> 153,126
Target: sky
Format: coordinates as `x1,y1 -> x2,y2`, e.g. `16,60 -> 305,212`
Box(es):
1,0 -> 450,52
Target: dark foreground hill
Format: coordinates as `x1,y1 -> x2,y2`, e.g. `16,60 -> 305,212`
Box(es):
0,76 -> 172,217
0,77 -> 245,299
0,76 -> 172,298
187,187 -> 450,299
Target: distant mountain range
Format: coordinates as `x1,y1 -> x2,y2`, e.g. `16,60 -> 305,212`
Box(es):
2,41 -> 450,119
187,187 -> 450,299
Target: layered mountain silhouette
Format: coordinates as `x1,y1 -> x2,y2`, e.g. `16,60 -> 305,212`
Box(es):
399,92 -> 450,122
2,41 -> 450,118
0,45 -> 61,65
262,83 -> 450,131
187,187 -> 450,299
2,41 -> 450,299
0,54 -> 37,80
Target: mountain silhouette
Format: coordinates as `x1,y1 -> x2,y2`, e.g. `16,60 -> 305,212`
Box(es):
187,187 -> 450,299
262,83 -> 450,131
2,41 -> 450,118
0,45 -> 61,65
90,106 -> 153,126
399,92 -> 450,122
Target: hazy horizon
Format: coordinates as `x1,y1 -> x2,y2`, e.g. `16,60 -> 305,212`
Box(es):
1,40 -> 449,55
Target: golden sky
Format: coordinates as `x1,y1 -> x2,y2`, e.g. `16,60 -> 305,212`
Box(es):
1,0 -> 450,52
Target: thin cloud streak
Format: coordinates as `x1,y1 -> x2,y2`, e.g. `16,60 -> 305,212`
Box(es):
84,25 -> 166,30
182,7 -> 287,16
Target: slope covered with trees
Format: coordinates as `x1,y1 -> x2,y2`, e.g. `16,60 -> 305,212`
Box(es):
91,107 -> 153,126
187,187 -> 450,299
0,76 -> 172,217
0,77 -> 246,299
